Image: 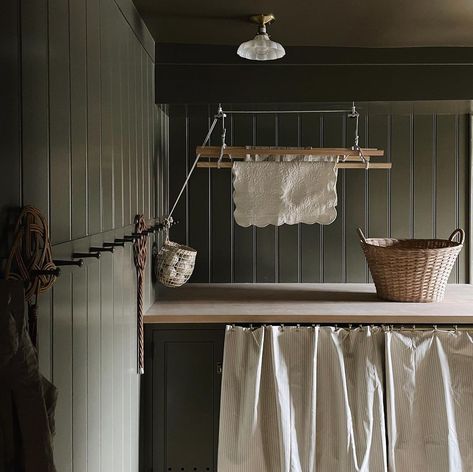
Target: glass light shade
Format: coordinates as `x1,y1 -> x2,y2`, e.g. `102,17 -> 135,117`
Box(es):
237,33 -> 285,61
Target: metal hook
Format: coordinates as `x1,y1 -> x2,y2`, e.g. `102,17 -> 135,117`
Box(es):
72,251 -> 101,259
104,241 -> 124,247
53,259 -> 84,268
90,246 -> 114,253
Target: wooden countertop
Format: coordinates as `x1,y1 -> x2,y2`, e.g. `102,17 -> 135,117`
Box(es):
145,283 -> 473,324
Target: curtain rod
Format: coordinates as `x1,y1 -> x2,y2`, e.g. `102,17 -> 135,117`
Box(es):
230,323 -> 472,332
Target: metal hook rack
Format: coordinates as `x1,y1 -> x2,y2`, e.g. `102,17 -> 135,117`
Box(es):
47,216 -> 171,277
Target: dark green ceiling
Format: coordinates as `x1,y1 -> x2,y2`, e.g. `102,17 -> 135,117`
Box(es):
133,0 -> 473,48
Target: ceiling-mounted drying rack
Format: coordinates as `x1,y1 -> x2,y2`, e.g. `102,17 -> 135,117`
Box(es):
167,103 -> 390,219
194,103 -> 390,170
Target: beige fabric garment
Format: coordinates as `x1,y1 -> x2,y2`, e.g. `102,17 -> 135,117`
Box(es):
386,329 -> 473,472
218,326 -> 386,472
232,157 -> 338,227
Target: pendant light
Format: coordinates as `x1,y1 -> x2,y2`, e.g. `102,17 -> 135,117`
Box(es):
237,14 -> 285,61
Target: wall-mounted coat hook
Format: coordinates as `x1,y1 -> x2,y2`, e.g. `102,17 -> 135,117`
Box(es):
72,251 -> 101,259
124,234 -> 141,240
31,267 -> 61,277
53,259 -> 84,267
114,238 -> 131,244
104,241 -> 124,247
90,246 -> 114,253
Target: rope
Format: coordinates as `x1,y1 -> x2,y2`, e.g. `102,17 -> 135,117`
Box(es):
5,206 -> 57,348
133,214 -> 149,374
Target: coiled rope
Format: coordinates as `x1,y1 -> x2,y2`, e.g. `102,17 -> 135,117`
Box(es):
5,206 -> 57,348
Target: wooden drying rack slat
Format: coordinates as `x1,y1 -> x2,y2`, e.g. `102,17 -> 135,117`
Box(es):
197,162 -> 392,169
196,146 -> 385,158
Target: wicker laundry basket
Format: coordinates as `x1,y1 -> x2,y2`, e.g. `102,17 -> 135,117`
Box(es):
357,227 -> 464,303
155,238 -> 197,288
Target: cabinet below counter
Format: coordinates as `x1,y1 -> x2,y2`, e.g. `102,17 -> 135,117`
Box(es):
145,283 -> 473,324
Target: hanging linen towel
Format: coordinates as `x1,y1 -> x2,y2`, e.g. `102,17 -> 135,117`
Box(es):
232,156 -> 338,227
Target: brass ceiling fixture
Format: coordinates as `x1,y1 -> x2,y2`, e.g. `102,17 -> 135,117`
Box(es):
237,13 -> 286,61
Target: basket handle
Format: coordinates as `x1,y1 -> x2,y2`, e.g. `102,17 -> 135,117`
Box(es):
448,228 -> 465,245
357,227 -> 367,243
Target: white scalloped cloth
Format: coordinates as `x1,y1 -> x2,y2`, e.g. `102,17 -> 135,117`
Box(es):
232,156 -> 338,227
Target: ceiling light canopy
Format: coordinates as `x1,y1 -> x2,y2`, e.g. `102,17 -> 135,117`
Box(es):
237,14 -> 285,61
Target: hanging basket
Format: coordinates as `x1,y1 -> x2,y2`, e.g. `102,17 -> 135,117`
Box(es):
358,227 -> 464,303
155,236 -> 197,288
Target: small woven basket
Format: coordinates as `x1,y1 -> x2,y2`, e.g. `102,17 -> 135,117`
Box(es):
358,227 -> 464,303
155,236 -> 197,288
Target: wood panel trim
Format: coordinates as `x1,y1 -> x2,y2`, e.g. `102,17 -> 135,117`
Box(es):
113,0 -> 155,61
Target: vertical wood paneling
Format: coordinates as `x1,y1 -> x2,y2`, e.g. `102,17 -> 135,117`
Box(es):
437,115 -> 458,282
100,253 -> 114,471
232,113 -> 254,282
136,49 -> 144,214
188,105 -> 211,282
122,245 -> 133,471
168,105 -> 188,245
368,115 -> 390,238
87,260 -> 101,472
100,0 -> 114,231
300,114 -> 322,282
345,116 -> 367,282
457,114 -> 468,282
70,0 -> 88,238
129,32 -> 138,217
52,271 -> 73,472
169,106 -> 469,283
143,53 -> 150,219
49,0 -> 71,243
255,114 -> 276,283
278,114 -> 300,282
86,0 -> 102,235
413,115 -> 435,238
72,268 -> 88,472
5,1 -> 158,472
0,0 -> 21,264
122,35 -> 131,226
211,103 -> 232,282
21,0 -> 49,219
391,115 -> 413,238
113,241 -> 124,472
322,114 -> 345,282
113,12 -> 124,228
149,63 -> 155,220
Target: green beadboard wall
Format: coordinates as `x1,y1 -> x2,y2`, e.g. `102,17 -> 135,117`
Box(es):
0,1 -> 168,471
168,104 -> 469,284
